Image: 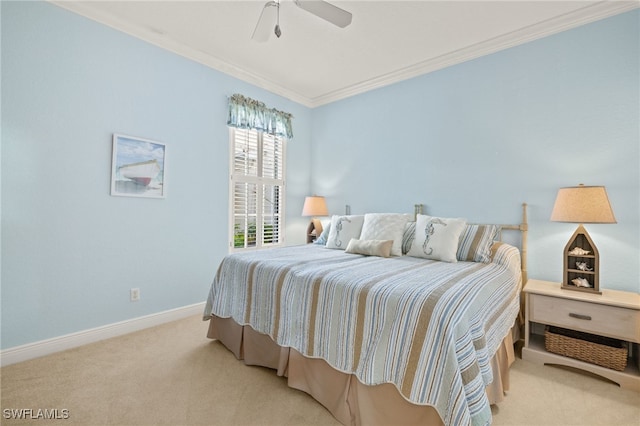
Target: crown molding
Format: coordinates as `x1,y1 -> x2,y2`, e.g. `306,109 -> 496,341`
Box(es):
50,1 -> 313,107
50,1 -> 638,109
308,1 -> 640,107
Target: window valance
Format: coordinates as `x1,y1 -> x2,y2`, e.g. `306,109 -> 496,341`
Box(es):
227,94 -> 293,139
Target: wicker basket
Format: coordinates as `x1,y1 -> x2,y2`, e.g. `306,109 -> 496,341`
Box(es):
545,326 -> 628,371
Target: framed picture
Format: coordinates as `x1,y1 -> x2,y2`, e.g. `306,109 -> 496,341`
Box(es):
111,134 -> 166,198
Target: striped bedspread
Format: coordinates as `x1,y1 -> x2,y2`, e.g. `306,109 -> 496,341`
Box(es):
204,243 -> 522,426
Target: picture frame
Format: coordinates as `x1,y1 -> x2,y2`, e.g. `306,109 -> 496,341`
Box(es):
111,134 -> 166,198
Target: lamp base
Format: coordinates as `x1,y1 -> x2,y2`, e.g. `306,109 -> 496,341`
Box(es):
561,283 -> 602,295
306,218 -> 324,244
561,224 -> 601,294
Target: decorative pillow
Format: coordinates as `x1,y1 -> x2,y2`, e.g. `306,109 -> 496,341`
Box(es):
314,219 -> 332,245
345,238 -> 394,258
402,222 -> 416,255
457,224 -> 498,263
359,213 -> 410,256
325,215 -> 365,250
407,215 -> 467,262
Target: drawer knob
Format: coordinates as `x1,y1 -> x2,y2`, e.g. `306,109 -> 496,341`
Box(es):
569,313 -> 592,321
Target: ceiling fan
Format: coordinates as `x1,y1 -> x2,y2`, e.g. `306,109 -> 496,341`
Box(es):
251,0 -> 352,42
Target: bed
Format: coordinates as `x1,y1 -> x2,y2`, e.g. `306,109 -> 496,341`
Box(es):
203,204 -> 528,426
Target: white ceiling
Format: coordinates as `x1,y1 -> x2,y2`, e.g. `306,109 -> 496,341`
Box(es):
52,1 -> 638,107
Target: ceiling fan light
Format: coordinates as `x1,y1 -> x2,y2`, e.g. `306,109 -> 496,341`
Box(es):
252,0 -> 350,42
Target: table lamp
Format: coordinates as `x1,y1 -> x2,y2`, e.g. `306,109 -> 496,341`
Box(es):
550,184 -> 616,293
302,195 -> 328,243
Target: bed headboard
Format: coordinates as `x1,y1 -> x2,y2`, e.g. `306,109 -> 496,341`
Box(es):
414,202 -> 528,284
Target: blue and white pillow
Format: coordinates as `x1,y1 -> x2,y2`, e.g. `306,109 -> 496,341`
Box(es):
402,222 -> 416,255
314,219 -> 332,245
456,224 -> 498,263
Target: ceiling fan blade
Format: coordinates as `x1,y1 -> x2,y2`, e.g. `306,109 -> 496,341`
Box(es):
252,1 -> 278,42
294,0 -> 352,28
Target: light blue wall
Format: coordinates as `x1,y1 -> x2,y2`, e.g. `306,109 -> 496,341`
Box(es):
311,10 -> 639,293
2,2 -> 638,351
1,1 -> 312,349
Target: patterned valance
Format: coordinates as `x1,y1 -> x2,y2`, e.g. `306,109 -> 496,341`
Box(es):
227,94 -> 293,139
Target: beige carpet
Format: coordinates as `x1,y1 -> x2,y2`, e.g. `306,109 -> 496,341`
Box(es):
1,315 -> 638,426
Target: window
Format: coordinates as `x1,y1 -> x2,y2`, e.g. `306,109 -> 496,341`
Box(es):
229,128 -> 286,251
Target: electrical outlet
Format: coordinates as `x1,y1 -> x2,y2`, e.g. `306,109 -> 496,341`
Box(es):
130,288 -> 140,302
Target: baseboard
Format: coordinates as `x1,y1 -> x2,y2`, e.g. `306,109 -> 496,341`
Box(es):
0,302 -> 206,367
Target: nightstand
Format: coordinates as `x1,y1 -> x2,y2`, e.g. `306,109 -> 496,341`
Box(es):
522,279 -> 640,391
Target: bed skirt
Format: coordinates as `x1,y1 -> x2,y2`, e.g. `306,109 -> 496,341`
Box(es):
207,315 -> 515,426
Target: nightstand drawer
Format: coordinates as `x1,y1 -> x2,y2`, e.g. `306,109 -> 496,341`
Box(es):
529,294 -> 640,342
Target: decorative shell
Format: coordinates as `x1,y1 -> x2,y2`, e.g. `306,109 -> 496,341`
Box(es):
569,247 -> 591,256
571,277 -> 592,288
575,261 -> 593,272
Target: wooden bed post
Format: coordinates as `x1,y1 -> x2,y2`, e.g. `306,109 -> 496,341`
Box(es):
516,203 -> 529,329
493,203 -> 528,327
520,202 -> 528,285
492,202 -> 528,284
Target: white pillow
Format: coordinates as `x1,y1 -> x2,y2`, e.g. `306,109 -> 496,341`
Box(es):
326,215 -> 365,250
359,213 -> 410,256
407,215 -> 467,262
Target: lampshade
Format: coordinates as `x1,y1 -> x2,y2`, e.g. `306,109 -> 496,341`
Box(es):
302,196 -> 328,217
550,184 -> 616,224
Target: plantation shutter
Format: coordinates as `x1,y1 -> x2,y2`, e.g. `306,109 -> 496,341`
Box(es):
230,128 -> 285,250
